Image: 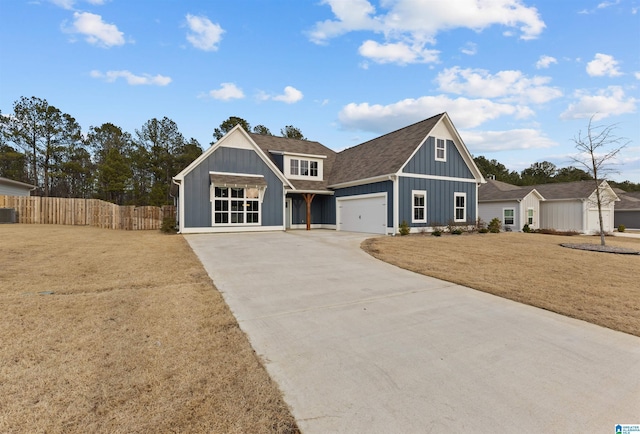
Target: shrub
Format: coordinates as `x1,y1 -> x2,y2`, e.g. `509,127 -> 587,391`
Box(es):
399,220 -> 410,236
522,223 -> 531,233
488,217 -> 501,233
160,216 -> 177,234
618,224 -> 626,233
451,228 -> 463,235
478,228 -> 489,234
431,229 -> 442,237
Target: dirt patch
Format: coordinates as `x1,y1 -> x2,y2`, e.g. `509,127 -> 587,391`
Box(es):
0,224 -> 299,434
362,232 -> 640,337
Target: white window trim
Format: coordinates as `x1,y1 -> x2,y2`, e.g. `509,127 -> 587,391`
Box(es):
435,138 -> 446,162
210,185 -> 263,226
527,207 -> 534,225
454,192 -> 466,222
503,207 -> 515,226
284,155 -> 323,180
412,190 -> 427,223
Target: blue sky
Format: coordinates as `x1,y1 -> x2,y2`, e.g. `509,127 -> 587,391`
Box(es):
1,0 -> 639,182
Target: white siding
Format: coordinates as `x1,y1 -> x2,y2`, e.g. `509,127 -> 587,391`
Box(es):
540,200 -> 583,232
520,193 -> 541,230
479,201 -> 516,229
0,182 -> 31,196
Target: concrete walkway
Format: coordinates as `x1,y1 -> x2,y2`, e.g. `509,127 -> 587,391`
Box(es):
186,231 -> 640,433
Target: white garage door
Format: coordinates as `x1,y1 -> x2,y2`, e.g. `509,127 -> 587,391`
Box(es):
587,208 -> 612,233
337,194 -> 387,234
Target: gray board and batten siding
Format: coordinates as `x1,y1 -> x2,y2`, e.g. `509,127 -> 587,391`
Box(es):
182,147 -> 284,228
399,177 -> 477,227
289,194 -> 336,226
334,180 -> 394,227
403,137 -> 475,179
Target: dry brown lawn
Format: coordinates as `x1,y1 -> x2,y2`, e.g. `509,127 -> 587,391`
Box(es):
0,224 -> 298,434
362,232 -> 640,337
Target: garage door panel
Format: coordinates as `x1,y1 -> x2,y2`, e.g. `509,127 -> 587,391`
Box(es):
338,194 -> 387,234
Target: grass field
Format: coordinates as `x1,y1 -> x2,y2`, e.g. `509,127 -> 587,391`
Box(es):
0,225 -> 298,433
362,232 -> 640,337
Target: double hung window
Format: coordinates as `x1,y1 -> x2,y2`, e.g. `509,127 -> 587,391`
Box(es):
454,193 -> 466,222
527,208 -> 534,225
412,190 -> 427,223
435,139 -> 446,161
504,208 -> 515,225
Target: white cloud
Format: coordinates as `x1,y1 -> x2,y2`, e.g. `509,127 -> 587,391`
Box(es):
635,72 -> 640,80
597,0 -> 620,9
435,67 -> 562,104
462,129 -> 558,152
460,42 -> 477,55
308,0 -> 380,43
310,0 -> 546,63
90,70 -> 171,86
536,55 -> 557,69
273,86 -> 304,103
586,53 -> 622,77
207,83 -> 244,101
185,14 -> 224,51
67,12 -> 125,47
51,0 -> 106,7
358,40 -> 439,64
560,86 -> 637,120
338,94 -> 534,133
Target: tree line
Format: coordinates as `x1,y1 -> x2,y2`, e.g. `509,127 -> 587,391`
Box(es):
473,156 -> 639,191
0,98 -> 308,205
1,96 -> 637,206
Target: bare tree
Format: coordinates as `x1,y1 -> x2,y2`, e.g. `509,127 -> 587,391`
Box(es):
570,115 -> 630,246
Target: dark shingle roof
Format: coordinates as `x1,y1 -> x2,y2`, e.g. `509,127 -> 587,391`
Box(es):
250,133 -> 337,192
478,179 -> 538,201
616,192 -> 640,210
328,113 -> 445,185
529,180 -> 603,200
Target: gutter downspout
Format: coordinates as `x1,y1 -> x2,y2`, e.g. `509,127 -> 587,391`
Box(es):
390,174 -> 398,235
172,178 -> 182,233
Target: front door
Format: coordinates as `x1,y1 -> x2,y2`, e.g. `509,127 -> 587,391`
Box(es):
285,198 -> 292,229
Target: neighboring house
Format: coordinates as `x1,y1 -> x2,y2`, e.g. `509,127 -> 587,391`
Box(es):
0,177 -> 35,196
478,179 -> 544,231
532,180 -> 619,234
613,190 -> 640,229
172,112 -> 485,234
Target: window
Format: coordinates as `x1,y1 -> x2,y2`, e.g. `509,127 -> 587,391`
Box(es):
287,157 -> 319,178
504,208 -> 515,226
527,208 -> 534,225
290,159 -> 299,176
214,187 -> 259,225
412,190 -> 427,223
435,139 -> 446,162
454,192 -> 466,222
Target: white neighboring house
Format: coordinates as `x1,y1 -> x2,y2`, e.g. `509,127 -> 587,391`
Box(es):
478,179 -> 545,231
0,177 -> 36,196
532,180 -> 619,234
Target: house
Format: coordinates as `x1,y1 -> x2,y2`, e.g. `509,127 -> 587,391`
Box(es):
172,113 -> 485,234
613,190 -> 640,229
0,177 -> 35,196
478,179 -> 544,231
533,180 -> 619,234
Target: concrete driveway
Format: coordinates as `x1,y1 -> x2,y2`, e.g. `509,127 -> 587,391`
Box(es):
186,231 -> 640,433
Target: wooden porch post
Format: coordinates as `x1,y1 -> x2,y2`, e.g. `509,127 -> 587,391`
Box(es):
302,193 -> 315,231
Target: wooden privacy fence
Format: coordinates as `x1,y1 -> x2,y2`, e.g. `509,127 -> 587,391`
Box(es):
0,195 -> 175,230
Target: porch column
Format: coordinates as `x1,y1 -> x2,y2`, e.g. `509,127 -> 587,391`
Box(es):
302,193 -> 316,231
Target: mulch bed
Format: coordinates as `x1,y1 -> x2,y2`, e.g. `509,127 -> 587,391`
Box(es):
560,243 -> 640,255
